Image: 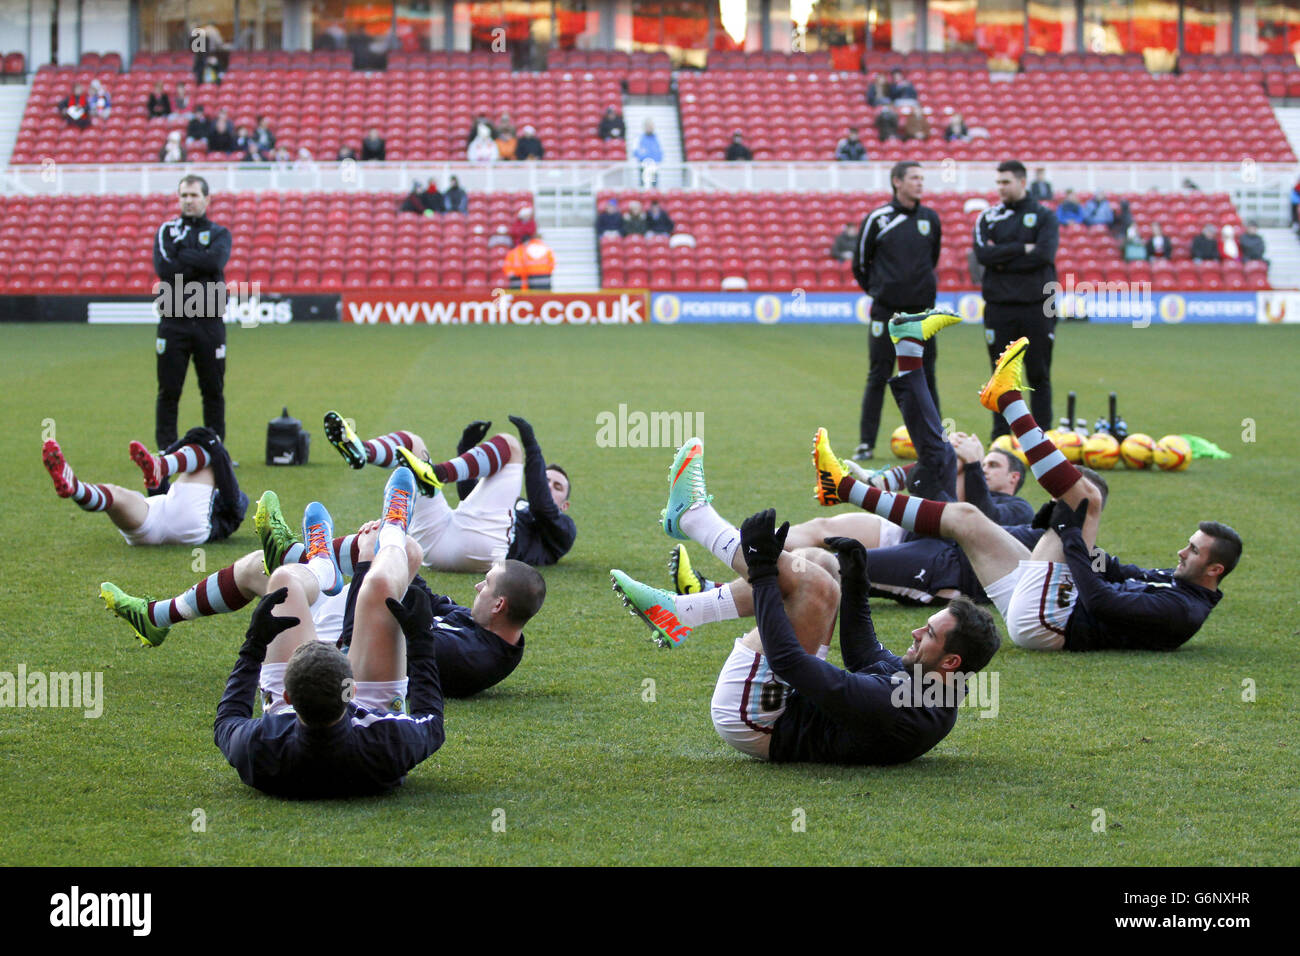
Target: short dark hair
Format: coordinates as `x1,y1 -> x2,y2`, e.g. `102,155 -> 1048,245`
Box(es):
990,448 -> 1026,493
1198,521 -> 1242,580
496,559 -> 547,627
547,463 -> 570,500
942,597 -> 1001,673
178,174 -> 210,196
997,160 -> 1028,179
890,161 -> 922,194
284,640 -> 353,727
1076,466 -> 1109,507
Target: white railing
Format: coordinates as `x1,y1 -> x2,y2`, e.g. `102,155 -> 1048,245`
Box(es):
4,159 -> 1297,223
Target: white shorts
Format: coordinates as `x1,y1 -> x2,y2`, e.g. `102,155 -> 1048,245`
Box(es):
258,663 -> 408,717
710,638 -> 792,760
878,520 -> 905,549
309,589 -> 350,646
985,560 -> 1074,651
118,480 -> 215,546
407,462 -> 522,573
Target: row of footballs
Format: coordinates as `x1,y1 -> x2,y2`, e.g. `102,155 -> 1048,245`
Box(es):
889,427 -> 1192,471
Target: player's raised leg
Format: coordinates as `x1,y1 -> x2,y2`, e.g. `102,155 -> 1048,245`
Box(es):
43,439 -> 148,530
324,410 -> 424,470
980,336 -> 1104,550
129,438 -> 211,490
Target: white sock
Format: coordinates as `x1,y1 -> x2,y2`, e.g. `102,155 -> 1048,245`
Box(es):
676,584 -> 739,628
679,502 -> 740,568
377,522 -> 406,555
307,555 -> 338,593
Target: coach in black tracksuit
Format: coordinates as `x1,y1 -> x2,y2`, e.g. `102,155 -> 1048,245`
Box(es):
153,174 -> 233,452
852,160 -> 942,462
973,160 -> 1059,440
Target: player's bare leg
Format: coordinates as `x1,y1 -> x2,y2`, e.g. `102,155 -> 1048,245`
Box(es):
784,513 -> 886,551
262,564 -> 322,664
348,466 -> 420,682
727,547 -> 841,653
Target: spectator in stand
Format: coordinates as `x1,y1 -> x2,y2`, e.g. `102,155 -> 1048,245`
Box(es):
874,103 -> 899,142
420,180 -> 444,213
597,106 -> 626,140
186,105 -> 212,144
646,200 -> 674,235
253,116 -> 275,154
1056,188 -> 1084,225
360,128 -> 386,161
89,79 -> 112,120
234,124 -> 253,155
1239,221 -> 1267,263
516,125 -> 544,161
294,147 -> 316,171
887,69 -> 918,103
634,119 -> 664,188
1082,191 -> 1114,226
443,176 -> 469,213
197,54 -> 224,86
725,130 -> 753,161
487,226 -> 514,252
830,222 -> 857,261
1190,224 -> 1220,261
466,112 -> 494,146
1121,224 -> 1147,261
866,73 -> 892,107
943,112 -> 969,142
1146,222 -> 1170,258
622,200 -> 649,236
510,206 -> 537,246
899,108 -> 930,142
503,233 -> 556,290
1218,224 -> 1240,261
467,126 -> 498,163
336,143 -> 357,161
596,198 -> 624,237
171,82 -> 191,119
1107,199 -> 1132,241
159,130 -> 187,163
495,115 -> 517,161
207,115 -> 237,152
400,182 -> 426,214
272,146 -> 292,166
835,126 -> 867,161
1030,168 -> 1053,201
60,84 -> 92,129
147,82 -> 172,119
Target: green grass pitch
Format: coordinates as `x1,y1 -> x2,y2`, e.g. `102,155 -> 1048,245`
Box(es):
1,320 -> 1296,866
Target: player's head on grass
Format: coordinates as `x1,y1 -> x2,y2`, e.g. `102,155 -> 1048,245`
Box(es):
546,463 -> 571,511
283,641 -> 353,727
901,597 -> 1000,676
1176,521 -> 1242,588
473,559 -> 546,632
1076,466 -> 1109,507
985,448 -> 1026,494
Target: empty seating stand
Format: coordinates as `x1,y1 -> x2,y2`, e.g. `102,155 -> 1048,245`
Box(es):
595,190 -> 1268,293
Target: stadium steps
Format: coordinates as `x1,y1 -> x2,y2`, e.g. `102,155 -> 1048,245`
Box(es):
1260,228 -> 1300,289
1272,105 -> 1300,162
545,226 -> 599,293
623,99 -> 685,188
0,81 -> 31,166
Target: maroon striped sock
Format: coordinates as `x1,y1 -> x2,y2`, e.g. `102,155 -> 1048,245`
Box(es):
147,564 -> 250,628
364,431 -> 416,468
433,435 -> 511,484
840,476 -> 947,537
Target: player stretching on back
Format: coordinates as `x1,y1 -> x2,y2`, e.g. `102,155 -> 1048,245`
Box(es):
213,467 -> 445,797
811,326 -> 1241,652
322,413 -> 574,571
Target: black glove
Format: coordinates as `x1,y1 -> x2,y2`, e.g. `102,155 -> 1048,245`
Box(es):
739,509 -> 789,583
1050,498 -> 1090,536
457,420 -> 492,455
244,587 -> 300,650
1031,500 -> 1055,530
508,414 -> 537,449
823,535 -> 871,590
386,588 -> 434,653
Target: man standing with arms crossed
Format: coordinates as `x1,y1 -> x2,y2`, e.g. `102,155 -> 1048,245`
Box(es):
153,174 -> 233,454
973,160 -> 1059,440
851,161 -> 942,463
